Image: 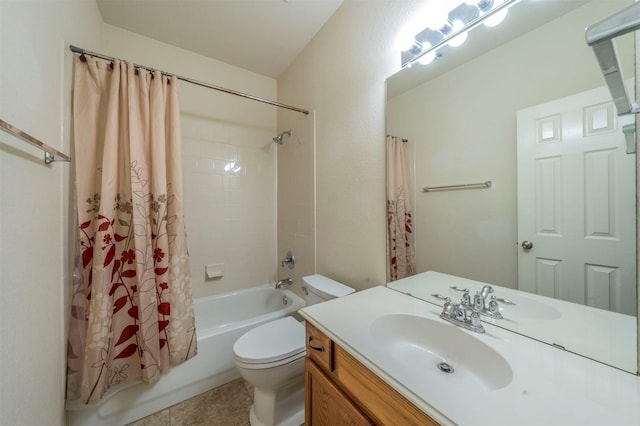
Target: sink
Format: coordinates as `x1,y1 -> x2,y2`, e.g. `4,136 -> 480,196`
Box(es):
497,293 -> 562,320
368,314 -> 513,391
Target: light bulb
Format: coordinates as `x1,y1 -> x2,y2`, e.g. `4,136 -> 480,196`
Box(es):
484,8 -> 507,27
449,32 -> 468,47
418,45 -> 436,65
448,21 -> 468,47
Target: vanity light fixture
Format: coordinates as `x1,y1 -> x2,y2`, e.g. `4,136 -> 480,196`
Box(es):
400,0 -> 519,68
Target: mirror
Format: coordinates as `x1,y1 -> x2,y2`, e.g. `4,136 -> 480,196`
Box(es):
386,0 -> 637,373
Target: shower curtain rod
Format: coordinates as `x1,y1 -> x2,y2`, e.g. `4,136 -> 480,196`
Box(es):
386,134 -> 408,143
69,45 -> 309,115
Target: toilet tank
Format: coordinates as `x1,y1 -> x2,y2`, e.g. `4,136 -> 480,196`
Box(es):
302,274 -> 355,306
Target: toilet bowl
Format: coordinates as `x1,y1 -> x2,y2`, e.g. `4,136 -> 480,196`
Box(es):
232,274 -> 354,426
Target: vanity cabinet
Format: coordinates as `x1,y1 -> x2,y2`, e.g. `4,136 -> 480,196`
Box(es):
305,322 -> 439,426
306,357 -> 372,425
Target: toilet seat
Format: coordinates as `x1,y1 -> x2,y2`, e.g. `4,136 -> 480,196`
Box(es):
233,316 -> 305,369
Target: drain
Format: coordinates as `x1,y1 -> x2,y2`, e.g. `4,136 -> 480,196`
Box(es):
437,362 -> 454,374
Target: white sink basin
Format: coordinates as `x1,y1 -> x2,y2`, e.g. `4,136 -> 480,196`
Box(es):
496,293 -> 562,320
369,314 -> 513,391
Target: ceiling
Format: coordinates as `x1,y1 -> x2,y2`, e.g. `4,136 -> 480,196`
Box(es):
96,0 -> 344,79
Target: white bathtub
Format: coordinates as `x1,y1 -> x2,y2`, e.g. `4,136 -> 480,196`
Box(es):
68,284 -> 305,426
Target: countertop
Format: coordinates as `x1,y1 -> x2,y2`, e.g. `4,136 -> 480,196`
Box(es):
299,286 -> 640,426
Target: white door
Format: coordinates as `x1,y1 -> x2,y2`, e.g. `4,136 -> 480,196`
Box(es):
517,84 -> 636,315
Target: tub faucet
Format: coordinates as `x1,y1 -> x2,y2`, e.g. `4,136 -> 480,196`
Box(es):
275,278 -> 293,289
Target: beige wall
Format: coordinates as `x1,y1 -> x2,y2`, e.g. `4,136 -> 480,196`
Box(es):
100,25 -> 279,298
0,2 -> 103,425
277,0 -> 423,291
387,0 -> 634,288
1,6 -> 279,424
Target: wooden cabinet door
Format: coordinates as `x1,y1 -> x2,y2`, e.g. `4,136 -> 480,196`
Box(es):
305,358 -> 373,426
333,345 -> 439,426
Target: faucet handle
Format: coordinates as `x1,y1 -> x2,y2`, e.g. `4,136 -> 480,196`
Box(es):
281,251 -> 295,269
487,296 -> 504,319
488,296 -> 499,313
441,297 -> 453,316
452,304 -> 466,321
461,289 -> 471,307
470,308 -> 482,328
473,291 -> 483,310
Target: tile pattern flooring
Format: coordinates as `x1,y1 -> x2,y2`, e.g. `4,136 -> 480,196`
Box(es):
127,379 -> 254,426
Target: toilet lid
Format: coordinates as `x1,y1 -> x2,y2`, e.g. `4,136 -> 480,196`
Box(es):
233,316 -> 305,364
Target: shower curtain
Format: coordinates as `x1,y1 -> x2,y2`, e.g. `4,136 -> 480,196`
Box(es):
386,135 -> 416,282
66,56 -> 197,405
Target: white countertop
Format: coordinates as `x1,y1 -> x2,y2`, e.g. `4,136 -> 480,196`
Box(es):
388,271 -> 637,374
299,286 -> 640,426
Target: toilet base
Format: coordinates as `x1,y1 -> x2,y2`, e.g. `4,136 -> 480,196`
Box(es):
249,377 -> 305,426
249,403 -> 304,426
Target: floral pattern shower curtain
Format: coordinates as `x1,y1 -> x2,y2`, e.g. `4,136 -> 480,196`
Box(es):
386,135 -> 416,282
66,56 -> 197,406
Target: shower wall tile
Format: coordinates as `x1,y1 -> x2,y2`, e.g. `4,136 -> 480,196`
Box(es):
206,142 -> 224,159
182,114 -> 277,298
223,175 -> 239,190
198,158 -> 217,174
223,144 -> 238,161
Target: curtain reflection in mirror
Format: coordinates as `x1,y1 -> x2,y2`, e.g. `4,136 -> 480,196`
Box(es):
386,135 -> 416,281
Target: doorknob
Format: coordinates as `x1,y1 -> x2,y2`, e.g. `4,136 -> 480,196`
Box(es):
521,240 -> 534,250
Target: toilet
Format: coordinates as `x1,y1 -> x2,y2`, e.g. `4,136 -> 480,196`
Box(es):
233,274 -> 355,426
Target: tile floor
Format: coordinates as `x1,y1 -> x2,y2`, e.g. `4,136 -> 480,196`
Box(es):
127,379 -> 254,426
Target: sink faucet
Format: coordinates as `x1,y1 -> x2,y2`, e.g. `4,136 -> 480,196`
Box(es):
476,285 -> 506,319
275,277 -> 293,289
456,285 -> 504,320
479,284 -> 493,300
440,297 -> 485,333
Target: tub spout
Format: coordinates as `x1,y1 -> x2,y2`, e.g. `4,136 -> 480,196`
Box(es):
275,278 -> 293,289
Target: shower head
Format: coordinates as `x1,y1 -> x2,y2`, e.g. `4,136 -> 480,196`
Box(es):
272,130 -> 291,144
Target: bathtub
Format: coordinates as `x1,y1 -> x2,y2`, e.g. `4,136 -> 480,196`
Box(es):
68,284 -> 305,426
